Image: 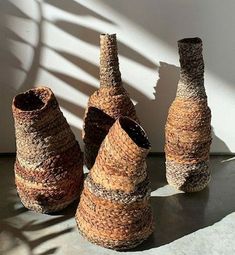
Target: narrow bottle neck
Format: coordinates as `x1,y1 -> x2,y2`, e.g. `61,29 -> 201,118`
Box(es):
99,34 -> 122,88
177,38 -> 207,100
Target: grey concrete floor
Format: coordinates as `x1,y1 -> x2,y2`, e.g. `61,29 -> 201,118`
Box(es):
0,155 -> 235,255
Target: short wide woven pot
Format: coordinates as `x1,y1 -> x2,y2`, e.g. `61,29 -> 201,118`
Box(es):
12,86 -> 84,213
83,33 -> 139,169
76,117 -> 154,250
165,38 -> 212,192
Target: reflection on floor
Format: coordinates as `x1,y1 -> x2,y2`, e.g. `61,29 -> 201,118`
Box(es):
0,155 -> 234,255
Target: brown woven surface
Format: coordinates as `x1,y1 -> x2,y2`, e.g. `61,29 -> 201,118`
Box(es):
12,86 -> 84,213
83,34 -> 139,169
76,117 -> 153,250
165,38 -> 212,192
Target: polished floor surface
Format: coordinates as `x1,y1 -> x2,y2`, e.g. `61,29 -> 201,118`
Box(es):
0,155 -> 235,255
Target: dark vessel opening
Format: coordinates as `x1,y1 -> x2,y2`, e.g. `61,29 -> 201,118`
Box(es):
119,117 -> 150,149
100,33 -> 116,37
14,87 -> 51,111
84,106 -> 115,143
178,37 -> 202,44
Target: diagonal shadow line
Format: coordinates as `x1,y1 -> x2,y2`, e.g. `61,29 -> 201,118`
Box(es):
45,64 -> 147,106
118,42 -> 158,69
20,216 -> 72,232
5,27 -> 32,46
45,69 -> 97,96
124,82 -> 148,103
19,1 -> 43,92
53,20 -> 158,69
0,49 -> 24,71
102,0 -> 235,90
44,0 -> 115,25
0,1 -> 43,154
4,1 -> 32,20
0,223 -> 30,247
50,49 -> 99,79
44,68 -> 149,123
37,247 -> 58,255
54,20 -> 100,46
45,49 -> 148,104
70,124 -> 82,140
0,222 -> 74,253
57,96 -> 85,119
30,227 -> 74,249
14,206 -> 28,215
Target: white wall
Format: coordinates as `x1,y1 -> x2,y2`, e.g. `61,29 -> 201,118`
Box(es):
0,0 -> 234,153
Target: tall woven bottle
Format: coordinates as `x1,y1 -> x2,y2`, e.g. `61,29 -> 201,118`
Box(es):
12,87 -> 84,213
76,117 -> 153,250
83,33 -> 139,169
165,38 -> 212,192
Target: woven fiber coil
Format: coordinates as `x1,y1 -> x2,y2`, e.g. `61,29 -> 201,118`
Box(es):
83,34 -> 139,169
165,38 -> 212,192
12,86 -> 84,213
76,117 -> 154,250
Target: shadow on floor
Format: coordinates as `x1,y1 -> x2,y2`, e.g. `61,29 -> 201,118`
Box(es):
0,157 -> 78,255
132,155 -> 235,251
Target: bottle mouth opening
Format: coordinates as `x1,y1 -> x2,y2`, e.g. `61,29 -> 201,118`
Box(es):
100,33 -> 116,37
119,117 -> 151,149
13,87 -> 52,112
178,37 -> 202,44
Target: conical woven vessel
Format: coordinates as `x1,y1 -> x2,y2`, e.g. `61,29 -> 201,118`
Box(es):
76,117 -> 153,250
165,38 -> 212,192
83,33 -> 139,169
12,86 -> 83,213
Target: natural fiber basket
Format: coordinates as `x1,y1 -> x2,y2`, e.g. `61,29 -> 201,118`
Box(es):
165,38 -> 212,192
83,33 -> 139,169
12,86 -> 84,213
76,117 -> 153,250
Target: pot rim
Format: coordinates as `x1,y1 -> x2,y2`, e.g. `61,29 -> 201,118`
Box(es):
12,86 -> 54,113
100,33 -> 116,37
178,37 -> 202,45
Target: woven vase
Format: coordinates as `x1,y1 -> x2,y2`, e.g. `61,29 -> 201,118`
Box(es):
165,38 -> 212,192
76,117 -> 153,250
83,33 -> 139,169
12,87 -> 84,213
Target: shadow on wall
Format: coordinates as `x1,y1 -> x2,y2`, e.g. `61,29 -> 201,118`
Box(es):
0,0 -> 234,253
50,18 -> 176,152
105,0 -> 235,90
101,0 -> 233,154
49,2 -> 231,153
135,62 -> 231,153
211,128 -> 230,154
0,1 -> 18,153
135,62 -> 180,151
0,0 -> 44,152
53,19 -> 157,69
0,0 -> 231,153
44,0 -> 115,25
